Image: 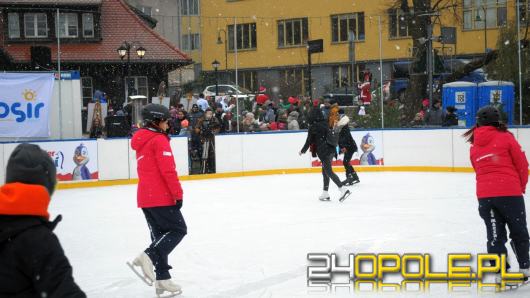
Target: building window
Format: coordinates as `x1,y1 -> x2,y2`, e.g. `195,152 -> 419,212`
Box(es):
24,13 -> 47,38
389,9 -> 410,38
277,18 -> 308,47
332,64 -> 366,88
81,77 -> 93,106
463,0 -> 507,30
237,71 -> 258,92
57,13 -> 78,38
281,68 -> 309,96
126,76 -> 148,98
228,23 -> 257,51
180,0 -> 199,16
8,13 -> 20,38
182,33 -> 201,51
82,13 -> 94,37
331,13 -> 365,42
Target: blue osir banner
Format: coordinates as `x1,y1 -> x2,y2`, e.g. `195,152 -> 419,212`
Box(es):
0,73 -> 54,137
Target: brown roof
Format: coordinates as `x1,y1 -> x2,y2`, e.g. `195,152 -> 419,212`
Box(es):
0,0 -> 191,64
0,0 -> 102,4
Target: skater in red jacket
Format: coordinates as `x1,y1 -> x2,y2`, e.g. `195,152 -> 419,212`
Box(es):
464,106 -> 529,280
129,104 -> 185,296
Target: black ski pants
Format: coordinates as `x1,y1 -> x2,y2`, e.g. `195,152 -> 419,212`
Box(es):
478,196 -> 529,269
143,204 -> 187,280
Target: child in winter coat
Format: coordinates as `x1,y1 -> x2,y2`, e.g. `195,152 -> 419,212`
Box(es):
464,106 -> 529,281
130,104 -> 185,296
0,144 -> 85,297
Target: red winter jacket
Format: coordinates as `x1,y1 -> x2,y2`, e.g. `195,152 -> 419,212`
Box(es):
470,126 -> 528,199
131,128 -> 183,208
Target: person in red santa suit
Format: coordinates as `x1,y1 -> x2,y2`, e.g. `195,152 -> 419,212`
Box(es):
256,86 -> 269,106
358,70 -> 372,105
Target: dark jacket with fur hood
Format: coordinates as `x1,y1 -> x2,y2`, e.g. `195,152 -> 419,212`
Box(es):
0,183 -> 86,298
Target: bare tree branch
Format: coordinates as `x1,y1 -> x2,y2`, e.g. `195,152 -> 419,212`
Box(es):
437,50 -> 498,91
432,0 -> 446,11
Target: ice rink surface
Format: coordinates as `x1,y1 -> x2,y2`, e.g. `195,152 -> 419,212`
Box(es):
50,172 -> 530,298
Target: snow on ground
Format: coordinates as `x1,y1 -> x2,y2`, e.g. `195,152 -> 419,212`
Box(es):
49,172 -> 530,298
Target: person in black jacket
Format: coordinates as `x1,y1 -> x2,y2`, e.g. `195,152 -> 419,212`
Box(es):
338,109 -> 360,185
0,143 -> 86,298
442,106 -> 459,127
300,108 -> 351,202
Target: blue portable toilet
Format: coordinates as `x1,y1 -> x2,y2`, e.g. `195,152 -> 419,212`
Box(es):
442,81 -> 478,127
477,81 -> 515,125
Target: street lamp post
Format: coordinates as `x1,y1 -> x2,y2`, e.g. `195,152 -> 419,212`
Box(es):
117,41 -> 146,104
475,4 -> 487,53
217,29 -> 228,71
212,60 -> 220,96
417,11 -> 440,105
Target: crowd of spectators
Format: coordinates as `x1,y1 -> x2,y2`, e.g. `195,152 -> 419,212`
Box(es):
410,99 -> 459,127
88,87 -> 464,140
166,93 -> 317,136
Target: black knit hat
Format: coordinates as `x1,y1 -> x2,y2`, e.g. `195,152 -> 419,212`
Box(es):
5,143 -> 57,195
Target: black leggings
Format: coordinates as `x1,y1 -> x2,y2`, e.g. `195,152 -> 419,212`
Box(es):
478,196 -> 529,269
343,149 -> 356,175
320,152 -> 343,191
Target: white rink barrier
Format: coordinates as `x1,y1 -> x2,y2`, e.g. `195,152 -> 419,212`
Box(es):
1,128 -> 530,185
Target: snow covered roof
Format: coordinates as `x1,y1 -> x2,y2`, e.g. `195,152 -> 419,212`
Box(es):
442,81 -> 477,87
478,81 -> 515,87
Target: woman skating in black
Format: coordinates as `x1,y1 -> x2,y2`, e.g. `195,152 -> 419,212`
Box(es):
300,108 -> 351,202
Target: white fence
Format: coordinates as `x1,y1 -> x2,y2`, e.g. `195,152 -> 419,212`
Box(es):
2,128 -> 530,185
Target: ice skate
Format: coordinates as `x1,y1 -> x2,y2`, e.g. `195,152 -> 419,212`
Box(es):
338,187 -> 351,202
342,173 -> 360,186
127,252 -> 155,286
155,279 -> 182,297
495,269 -> 530,291
318,190 -> 330,201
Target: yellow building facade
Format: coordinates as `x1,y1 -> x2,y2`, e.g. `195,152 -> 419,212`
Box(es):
199,0 -> 526,97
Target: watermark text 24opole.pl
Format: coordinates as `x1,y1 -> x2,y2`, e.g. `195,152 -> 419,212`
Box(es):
307,253 -> 526,293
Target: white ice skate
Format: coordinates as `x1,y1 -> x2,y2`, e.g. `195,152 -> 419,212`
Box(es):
318,190 -> 330,201
155,279 -> 182,297
495,268 -> 530,291
338,187 -> 351,202
127,252 -> 155,286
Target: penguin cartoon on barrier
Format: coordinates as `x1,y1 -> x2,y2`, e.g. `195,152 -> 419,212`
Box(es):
360,133 -> 377,166
72,143 -> 91,180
